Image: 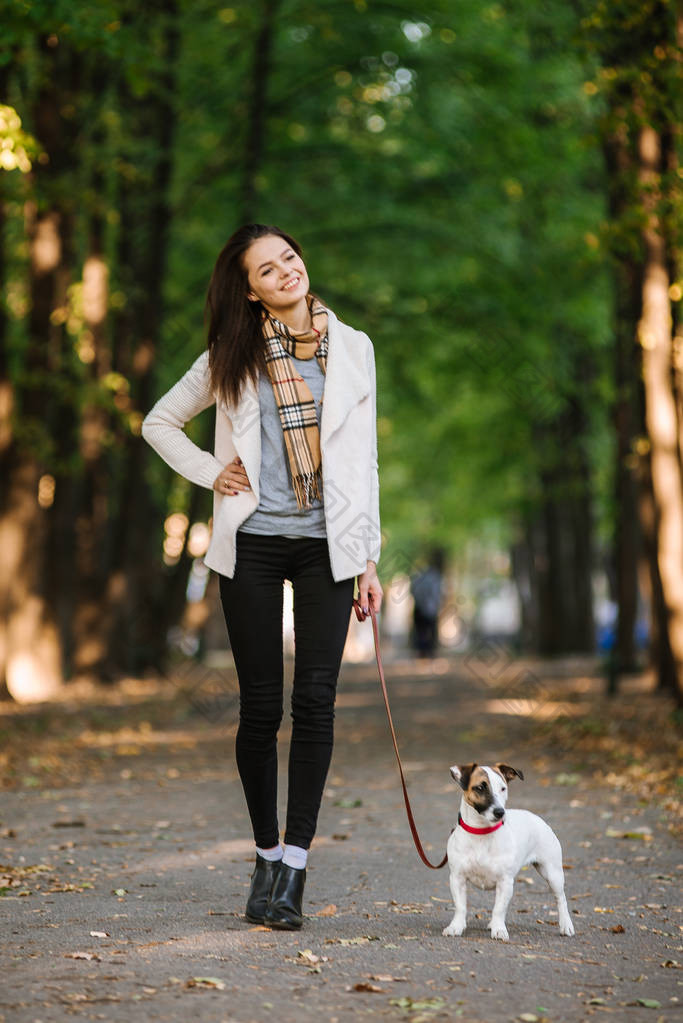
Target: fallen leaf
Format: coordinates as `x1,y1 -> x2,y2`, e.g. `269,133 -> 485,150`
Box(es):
185,977 -> 225,990
353,982 -> 384,993
334,798 -> 363,808
326,935 -> 380,946
636,998 -> 661,1008
611,924 -> 625,933
52,820 -> 86,828
112,888 -> 127,897
47,883 -> 91,893
554,773 -> 579,786
369,973 -> 407,982
389,997 -> 446,1011
316,904 -> 337,917
65,951 -> 100,961
296,945 -> 321,961
605,827 -> 653,841
661,959 -> 681,969
90,931 -> 109,938
390,903 -> 425,914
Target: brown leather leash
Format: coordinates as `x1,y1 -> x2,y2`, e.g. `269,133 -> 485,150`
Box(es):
353,598 -> 448,869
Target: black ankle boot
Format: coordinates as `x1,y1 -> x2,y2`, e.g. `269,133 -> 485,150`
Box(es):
245,854 -> 281,924
264,863 -> 306,930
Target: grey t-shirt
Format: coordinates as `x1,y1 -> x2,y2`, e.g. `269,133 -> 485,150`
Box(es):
238,354 -> 326,538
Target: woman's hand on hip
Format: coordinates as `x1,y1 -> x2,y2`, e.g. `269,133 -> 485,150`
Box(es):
357,560 -> 383,616
213,457 -> 251,496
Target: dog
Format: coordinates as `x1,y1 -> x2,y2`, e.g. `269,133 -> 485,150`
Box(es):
442,763 -> 575,942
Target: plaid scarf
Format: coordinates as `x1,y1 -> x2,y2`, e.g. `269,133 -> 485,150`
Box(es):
262,295 -> 329,509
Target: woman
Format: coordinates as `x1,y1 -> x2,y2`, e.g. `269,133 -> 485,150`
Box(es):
142,224 -> 382,930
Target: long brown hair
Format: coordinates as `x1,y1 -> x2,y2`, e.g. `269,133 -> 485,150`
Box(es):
205,223 -> 303,407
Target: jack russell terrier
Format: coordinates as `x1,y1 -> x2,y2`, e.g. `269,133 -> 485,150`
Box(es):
442,763 -> 575,942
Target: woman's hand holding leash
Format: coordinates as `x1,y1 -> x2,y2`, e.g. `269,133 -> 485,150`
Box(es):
214,456 -> 251,496
355,560 -> 383,619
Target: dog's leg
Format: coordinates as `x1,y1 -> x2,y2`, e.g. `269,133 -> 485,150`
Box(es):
442,874 -> 467,937
534,859 -> 575,937
489,876 -> 514,941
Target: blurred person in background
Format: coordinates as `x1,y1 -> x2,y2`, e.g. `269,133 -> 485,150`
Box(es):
411,548 -> 445,658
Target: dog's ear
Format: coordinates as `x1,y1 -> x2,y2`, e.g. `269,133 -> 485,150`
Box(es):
450,763 -> 476,789
495,763 -> 524,783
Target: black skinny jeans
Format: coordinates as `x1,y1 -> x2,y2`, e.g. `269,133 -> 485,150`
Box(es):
218,532 -> 354,850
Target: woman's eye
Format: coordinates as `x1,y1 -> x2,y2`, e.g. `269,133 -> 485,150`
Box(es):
286,252 -> 295,260
262,267 -> 272,276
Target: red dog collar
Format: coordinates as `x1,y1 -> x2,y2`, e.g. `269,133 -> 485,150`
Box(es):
458,812 -> 504,835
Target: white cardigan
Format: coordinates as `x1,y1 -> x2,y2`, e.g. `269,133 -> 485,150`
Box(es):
141,310 -> 381,581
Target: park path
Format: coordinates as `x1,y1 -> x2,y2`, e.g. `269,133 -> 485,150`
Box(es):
0,649 -> 680,1023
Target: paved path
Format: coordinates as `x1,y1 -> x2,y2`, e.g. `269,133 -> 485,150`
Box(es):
0,652 -> 680,1022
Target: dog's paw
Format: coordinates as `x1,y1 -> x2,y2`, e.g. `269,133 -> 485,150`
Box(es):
559,919 -> 575,937
490,923 -> 509,942
442,921 -> 465,937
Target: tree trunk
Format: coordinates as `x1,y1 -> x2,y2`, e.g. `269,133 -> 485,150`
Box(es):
240,0 -> 282,220
2,196 -> 64,701
0,67 -> 12,698
0,35 -> 84,701
69,57 -> 116,681
601,117 -> 644,677
525,399 -> 595,656
637,450 -> 676,689
106,0 -> 181,675
637,124 -> 683,702
611,262 -> 642,673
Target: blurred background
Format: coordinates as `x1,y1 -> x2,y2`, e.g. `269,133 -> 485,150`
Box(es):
0,0 -> 681,703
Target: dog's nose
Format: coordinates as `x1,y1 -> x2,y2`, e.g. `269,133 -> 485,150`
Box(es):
492,807 -> 505,820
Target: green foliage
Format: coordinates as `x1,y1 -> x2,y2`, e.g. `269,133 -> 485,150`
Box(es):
3,0 -> 613,565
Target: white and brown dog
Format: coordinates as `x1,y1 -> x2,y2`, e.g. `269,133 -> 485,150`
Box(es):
442,763 -> 575,942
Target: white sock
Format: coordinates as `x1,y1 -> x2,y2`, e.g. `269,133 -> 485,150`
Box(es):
282,844 -> 308,870
256,844 -> 283,862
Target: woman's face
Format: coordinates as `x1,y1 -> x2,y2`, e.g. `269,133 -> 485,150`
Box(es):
243,234 -> 309,316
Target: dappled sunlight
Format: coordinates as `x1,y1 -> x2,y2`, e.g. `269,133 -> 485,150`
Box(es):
30,209 -> 60,272
82,255 -> 108,325
139,836 -> 255,873
75,721 -> 204,753
336,681 -> 441,707
137,929 -> 272,953
5,596 -> 62,704
484,698 -> 592,719
343,656 -> 453,678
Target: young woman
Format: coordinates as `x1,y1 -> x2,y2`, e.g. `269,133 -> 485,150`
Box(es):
142,224 -> 382,930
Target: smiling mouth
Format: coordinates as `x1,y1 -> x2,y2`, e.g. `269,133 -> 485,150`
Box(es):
281,276 -> 301,292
